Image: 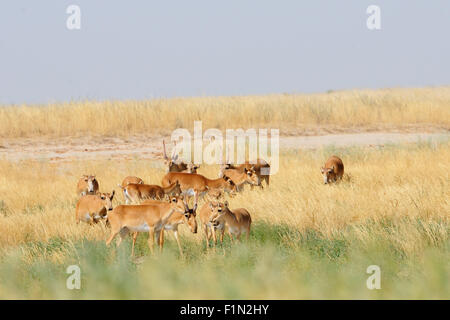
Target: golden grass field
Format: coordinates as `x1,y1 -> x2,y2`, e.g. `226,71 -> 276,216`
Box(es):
1,87 -> 449,138
0,87 -> 448,299
0,142 -> 449,298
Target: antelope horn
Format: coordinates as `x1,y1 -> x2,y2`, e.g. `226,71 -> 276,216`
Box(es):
171,140 -> 178,161
163,140 -> 168,160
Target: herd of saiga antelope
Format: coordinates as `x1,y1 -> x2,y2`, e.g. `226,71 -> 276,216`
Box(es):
75,140 -> 344,258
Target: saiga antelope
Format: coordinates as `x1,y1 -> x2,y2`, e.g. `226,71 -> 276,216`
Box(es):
134,195 -> 198,257
321,155 -> 344,184
105,196 -> 190,255
163,140 -> 199,173
75,191 -> 115,224
161,172 -> 236,199
220,158 -> 270,189
118,176 -> 144,202
205,188 -> 224,201
211,201 -> 252,242
199,201 -> 226,248
76,175 -> 99,196
119,182 -> 181,204
119,176 -> 144,188
218,166 -> 260,192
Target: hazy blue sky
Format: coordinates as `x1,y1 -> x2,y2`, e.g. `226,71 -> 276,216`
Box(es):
0,1 -> 449,104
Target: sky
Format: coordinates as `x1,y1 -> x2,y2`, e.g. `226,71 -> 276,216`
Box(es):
0,0 -> 449,105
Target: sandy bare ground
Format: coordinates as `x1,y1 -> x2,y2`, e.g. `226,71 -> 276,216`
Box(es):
0,132 -> 448,163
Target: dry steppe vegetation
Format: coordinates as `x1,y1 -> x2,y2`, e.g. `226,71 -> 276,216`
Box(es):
1,87 -> 449,138
0,87 -> 448,299
0,142 -> 448,298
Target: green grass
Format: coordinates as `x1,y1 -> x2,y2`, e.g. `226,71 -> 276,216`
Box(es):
0,220 -> 448,299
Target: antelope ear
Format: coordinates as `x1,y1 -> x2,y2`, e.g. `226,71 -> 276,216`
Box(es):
328,168 -> 334,173
209,203 -> 214,210
224,201 -> 229,208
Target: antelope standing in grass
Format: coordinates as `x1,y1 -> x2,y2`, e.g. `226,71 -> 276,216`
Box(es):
119,182 -> 181,204
199,201 -> 226,247
75,191 -> 115,224
133,195 -> 198,257
76,175 -> 99,196
220,158 -> 270,189
211,201 -> 252,242
218,166 -> 260,192
321,155 -> 344,184
105,196 -> 190,254
119,176 -> 144,188
163,140 -> 199,173
118,176 -> 144,202
161,172 -> 236,199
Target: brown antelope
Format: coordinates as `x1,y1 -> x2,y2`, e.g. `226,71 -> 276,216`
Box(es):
220,158 -> 270,189
76,175 -> 99,196
161,172 -> 236,199
211,201 -> 252,241
163,140 -> 199,173
75,191 -> 115,224
119,176 -> 144,188
118,176 -> 144,202
119,182 -> 181,204
199,201 -> 226,247
133,195 -> 198,257
105,196 -> 190,254
218,166 -> 260,192
205,188 -> 224,201
321,155 -> 344,184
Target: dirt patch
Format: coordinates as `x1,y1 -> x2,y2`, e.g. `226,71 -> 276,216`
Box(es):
0,132 -> 448,163
280,132 -> 449,149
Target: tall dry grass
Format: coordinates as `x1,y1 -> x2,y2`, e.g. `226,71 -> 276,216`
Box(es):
1,87 -> 449,138
0,142 -> 448,298
1,142 -> 448,247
